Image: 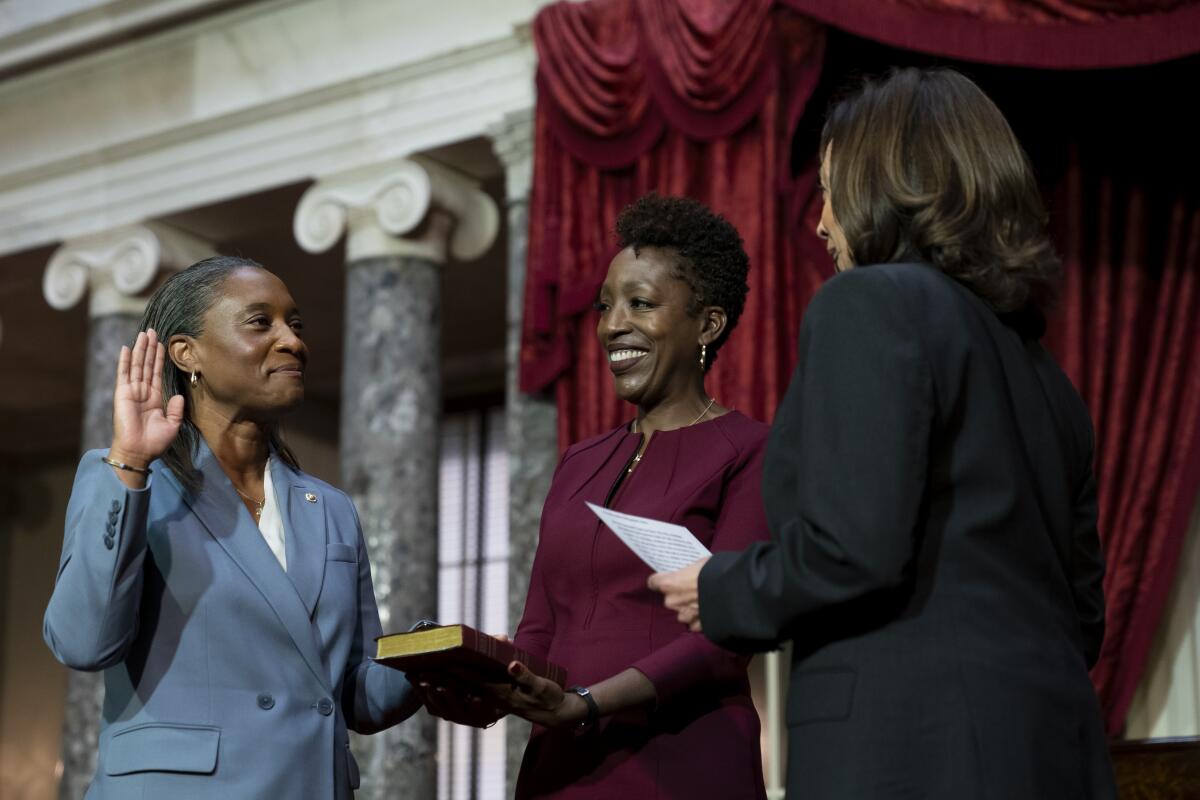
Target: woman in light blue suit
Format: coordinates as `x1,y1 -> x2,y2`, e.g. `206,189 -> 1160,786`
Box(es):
44,256 -> 420,798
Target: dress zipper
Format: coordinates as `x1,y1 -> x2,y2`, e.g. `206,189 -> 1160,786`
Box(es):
583,435 -> 645,630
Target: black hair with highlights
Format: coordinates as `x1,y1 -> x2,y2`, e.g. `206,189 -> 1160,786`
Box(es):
820,67 -> 1061,314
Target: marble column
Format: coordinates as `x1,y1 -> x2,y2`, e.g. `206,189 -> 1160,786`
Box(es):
294,158 -> 498,800
42,222 -> 214,800
489,110 -> 560,797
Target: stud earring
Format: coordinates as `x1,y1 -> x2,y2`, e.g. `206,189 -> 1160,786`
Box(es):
699,343 -> 707,371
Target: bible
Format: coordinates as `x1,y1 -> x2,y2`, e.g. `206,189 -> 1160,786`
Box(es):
374,623 -> 568,689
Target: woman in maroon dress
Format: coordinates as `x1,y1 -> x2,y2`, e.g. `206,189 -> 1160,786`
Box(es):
493,194 -> 771,798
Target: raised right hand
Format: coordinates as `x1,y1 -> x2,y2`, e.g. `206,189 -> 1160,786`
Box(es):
109,329 -> 185,468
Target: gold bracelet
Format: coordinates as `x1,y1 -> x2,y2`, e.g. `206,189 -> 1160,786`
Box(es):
101,455 -> 152,476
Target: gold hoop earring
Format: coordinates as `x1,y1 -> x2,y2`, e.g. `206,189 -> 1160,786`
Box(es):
190,371 -> 198,387
699,343 -> 707,371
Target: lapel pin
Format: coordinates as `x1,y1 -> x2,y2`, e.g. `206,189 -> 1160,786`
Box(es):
305,492 -> 318,503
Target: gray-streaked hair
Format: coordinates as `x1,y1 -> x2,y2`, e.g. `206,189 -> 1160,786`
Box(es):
139,255 -> 300,494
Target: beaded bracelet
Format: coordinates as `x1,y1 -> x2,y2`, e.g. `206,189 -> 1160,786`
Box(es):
101,455 -> 152,475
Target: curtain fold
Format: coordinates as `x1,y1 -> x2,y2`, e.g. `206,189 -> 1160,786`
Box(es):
778,0 -> 1200,67
1046,140 -> 1200,733
531,0 -> 782,167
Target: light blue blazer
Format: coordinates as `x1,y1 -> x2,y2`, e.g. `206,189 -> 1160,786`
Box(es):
44,440 -> 420,799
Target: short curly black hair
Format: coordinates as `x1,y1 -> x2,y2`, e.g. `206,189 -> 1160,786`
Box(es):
615,193 -> 750,370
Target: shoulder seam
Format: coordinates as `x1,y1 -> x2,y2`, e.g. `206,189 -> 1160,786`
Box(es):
711,413 -> 768,464
560,425 -> 625,467
871,266 -> 939,422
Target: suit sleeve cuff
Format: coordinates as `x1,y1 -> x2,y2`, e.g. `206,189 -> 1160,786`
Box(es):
699,550 -> 744,648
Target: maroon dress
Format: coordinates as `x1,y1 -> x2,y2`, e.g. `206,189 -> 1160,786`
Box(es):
514,411 -> 770,799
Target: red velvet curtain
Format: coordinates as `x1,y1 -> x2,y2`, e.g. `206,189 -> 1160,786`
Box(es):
780,0 -> 1200,67
521,0 -> 831,446
520,0 -> 1200,736
1040,72 -> 1200,732
1051,165 -> 1200,735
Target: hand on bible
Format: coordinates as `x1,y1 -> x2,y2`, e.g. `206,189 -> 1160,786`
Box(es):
411,674 -> 505,729
647,556 -> 709,632
484,661 -> 586,730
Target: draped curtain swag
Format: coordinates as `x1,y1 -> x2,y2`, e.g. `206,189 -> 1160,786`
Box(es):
523,0 -> 829,444
520,0 -> 1200,735
780,0 -> 1200,68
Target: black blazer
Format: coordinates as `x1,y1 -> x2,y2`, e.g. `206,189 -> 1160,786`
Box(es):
701,263 -> 1116,799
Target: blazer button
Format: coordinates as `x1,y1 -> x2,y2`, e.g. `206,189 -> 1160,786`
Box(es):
103,536 -> 115,550
316,697 -> 334,716
257,693 -> 275,710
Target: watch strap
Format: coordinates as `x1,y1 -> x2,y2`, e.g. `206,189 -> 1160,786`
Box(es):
567,685 -> 599,731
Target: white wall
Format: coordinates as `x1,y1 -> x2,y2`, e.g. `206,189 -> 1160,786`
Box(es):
1125,500 -> 1200,738
0,0 -> 541,255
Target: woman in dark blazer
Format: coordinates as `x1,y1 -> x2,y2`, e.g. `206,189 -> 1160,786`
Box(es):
44,256 -> 420,798
425,194 -> 770,799
652,68 -> 1117,799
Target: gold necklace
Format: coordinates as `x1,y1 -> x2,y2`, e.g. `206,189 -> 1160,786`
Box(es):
632,397 -> 716,436
628,398 -> 717,472
234,485 -> 265,518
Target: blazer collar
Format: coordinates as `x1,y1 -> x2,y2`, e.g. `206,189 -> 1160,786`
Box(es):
270,455 -> 327,621
167,438 -> 331,692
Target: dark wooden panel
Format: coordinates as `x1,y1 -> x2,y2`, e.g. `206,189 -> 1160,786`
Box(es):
1112,737 -> 1200,800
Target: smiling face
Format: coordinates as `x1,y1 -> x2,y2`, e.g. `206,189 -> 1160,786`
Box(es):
171,267 -> 308,421
595,246 -> 711,409
817,143 -> 853,272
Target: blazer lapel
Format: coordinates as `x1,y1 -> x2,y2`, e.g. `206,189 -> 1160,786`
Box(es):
272,457 -> 327,620
168,441 -> 331,692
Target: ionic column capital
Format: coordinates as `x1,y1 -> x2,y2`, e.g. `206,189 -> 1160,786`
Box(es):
293,157 -> 499,264
488,109 -> 534,202
43,222 -> 215,317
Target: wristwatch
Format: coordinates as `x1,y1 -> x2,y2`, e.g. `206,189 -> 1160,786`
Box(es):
566,685 -> 600,732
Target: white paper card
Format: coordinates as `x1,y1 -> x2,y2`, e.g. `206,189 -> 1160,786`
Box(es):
586,501 -> 711,573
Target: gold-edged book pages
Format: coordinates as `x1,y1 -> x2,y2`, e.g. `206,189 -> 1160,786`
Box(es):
374,624 -> 568,688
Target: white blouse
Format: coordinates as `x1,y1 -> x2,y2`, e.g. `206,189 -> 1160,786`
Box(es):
256,459 -> 287,571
